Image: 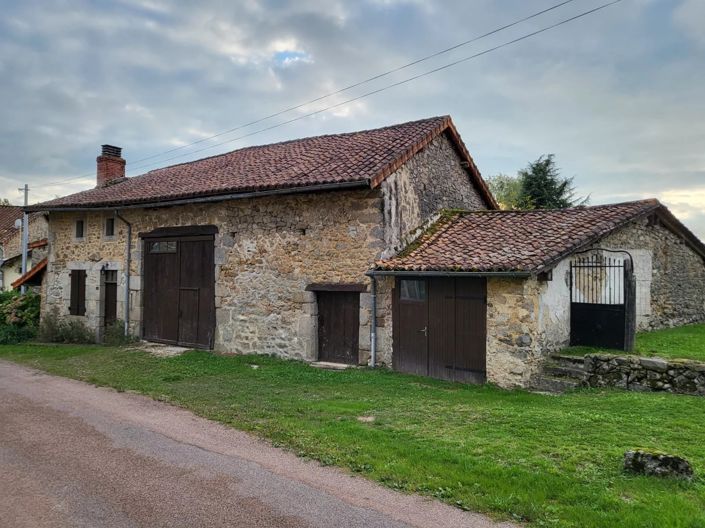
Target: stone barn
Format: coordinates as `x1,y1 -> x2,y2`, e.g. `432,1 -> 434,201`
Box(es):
27,115 -> 705,389
28,116 -> 495,362
372,200 -> 705,387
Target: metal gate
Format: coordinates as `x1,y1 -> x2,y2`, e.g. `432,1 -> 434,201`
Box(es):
569,249 -> 636,351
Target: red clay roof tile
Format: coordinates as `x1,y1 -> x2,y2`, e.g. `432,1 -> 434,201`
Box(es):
375,199 -> 705,274
0,206 -> 23,245
30,116 -> 496,210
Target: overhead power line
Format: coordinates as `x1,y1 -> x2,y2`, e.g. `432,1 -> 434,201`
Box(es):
126,0 -> 623,175
37,0 -> 622,186
127,0 -> 580,167
34,0 -> 583,188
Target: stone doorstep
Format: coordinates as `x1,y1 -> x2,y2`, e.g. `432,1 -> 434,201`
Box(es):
543,363 -> 585,380
549,354 -> 587,366
310,361 -> 356,370
129,341 -> 191,357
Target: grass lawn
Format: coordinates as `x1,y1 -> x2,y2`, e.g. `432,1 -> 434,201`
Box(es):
563,323 -> 705,362
1,344 -> 704,528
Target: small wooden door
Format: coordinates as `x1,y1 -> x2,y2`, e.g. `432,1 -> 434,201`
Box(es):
317,291 -> 360,364
143,235 -> 215,349
393,278 -> 429,375
447,278 -> 487,383
104,270 -> 118,327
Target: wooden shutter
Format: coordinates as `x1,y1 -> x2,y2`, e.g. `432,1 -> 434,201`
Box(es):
69,270 -> 87,316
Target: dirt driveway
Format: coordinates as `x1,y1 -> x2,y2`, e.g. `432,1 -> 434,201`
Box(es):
0,360 -> 515,528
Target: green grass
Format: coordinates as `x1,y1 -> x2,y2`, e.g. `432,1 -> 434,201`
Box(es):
1,343 -> 704,527
563,324 -> 705,362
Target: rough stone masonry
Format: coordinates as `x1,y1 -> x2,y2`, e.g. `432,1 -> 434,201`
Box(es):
41,133 -> 490,367
584,353 -> 705,396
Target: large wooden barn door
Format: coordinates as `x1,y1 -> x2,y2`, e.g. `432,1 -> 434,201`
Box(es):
143,234 -> 215,349
394,277 -> 486,383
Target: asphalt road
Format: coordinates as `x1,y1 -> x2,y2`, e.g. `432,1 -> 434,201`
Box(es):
0,360 -> 515,528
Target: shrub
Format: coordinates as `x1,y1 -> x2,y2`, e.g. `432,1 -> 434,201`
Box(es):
0,290 -> 40,344
0,324 -> 36,345
38,307 -> 63,342
60,319 -> 96,344
38,307 -> 95,344
103,320 -> 139,347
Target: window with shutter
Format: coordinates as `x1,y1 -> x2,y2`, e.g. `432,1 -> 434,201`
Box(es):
69,270 -> 87,316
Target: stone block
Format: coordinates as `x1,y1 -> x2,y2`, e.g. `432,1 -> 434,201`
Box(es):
623,450 -> 693,480
640,357 -> 668,372
302,302 -> 318,316
129,275 -> 141,291
216,309 -> 231,325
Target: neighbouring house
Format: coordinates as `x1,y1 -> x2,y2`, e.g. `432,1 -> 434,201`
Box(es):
27,116 -> 705,388
0,205 -> 49,291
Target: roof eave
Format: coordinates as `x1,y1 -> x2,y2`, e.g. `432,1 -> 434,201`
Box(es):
533,201 -> 705,273
26,180 -> 371,212
366,269 -> 532,278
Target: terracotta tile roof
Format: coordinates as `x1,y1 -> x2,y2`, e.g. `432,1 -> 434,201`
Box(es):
11,257 -> 47,289
375,199 -> 705,274
29,116 -> 496,210
0,206 -> 23,245
27,238 -> 48,249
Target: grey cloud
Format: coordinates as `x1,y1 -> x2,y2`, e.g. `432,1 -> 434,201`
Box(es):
1,0 -> 703,240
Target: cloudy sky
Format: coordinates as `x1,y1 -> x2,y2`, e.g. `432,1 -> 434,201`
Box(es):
1,0 -> 704,236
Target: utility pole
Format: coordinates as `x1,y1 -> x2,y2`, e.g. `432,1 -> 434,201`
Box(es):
19,184 -> 29,294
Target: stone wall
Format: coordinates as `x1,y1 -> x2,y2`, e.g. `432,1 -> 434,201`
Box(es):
599,216 -> 705,329
485,277 -> 544,388
584,354 -> 705,395
44,189 -> 386,356
379,133 -> 488,258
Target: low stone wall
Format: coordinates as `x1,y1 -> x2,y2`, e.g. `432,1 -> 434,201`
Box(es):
584,354 -> 705,395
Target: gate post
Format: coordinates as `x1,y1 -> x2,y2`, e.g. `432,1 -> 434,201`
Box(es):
623,259 -> 637,352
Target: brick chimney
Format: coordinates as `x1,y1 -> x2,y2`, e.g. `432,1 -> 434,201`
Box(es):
97,145 -> 125,187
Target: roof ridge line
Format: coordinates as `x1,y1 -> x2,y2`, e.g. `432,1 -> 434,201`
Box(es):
143,115 -> 451,176
452,198 -> 662,215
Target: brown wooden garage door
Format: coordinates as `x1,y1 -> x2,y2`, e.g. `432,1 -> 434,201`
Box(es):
142,234 -> 215,349
393,277 -> 486,383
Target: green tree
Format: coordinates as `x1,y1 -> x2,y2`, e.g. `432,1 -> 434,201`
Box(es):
486,174 -> 525,210
519,155 -> 586,209
0,198 -> 10,206
487,155 -> 587,210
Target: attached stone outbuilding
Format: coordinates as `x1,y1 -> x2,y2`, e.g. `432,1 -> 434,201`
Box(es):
373,200 -> 705,388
